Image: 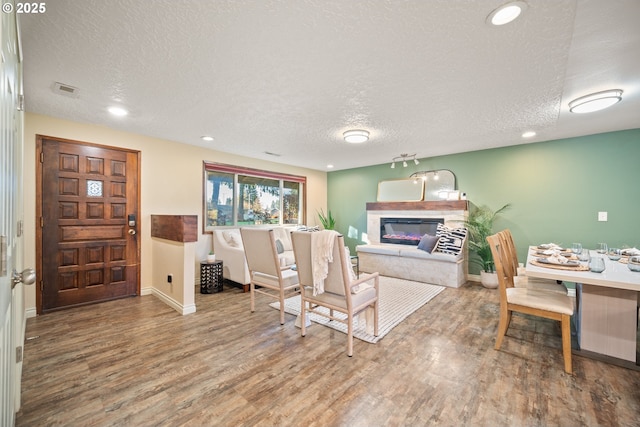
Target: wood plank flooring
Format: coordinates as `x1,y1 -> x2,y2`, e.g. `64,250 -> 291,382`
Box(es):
16,282 -> 640,427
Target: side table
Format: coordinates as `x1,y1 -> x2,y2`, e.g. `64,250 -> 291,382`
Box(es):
200,260 -> 223,294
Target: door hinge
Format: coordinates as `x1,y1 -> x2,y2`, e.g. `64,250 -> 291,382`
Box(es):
17,220 -> 23,237
40,152 -> 44,163
16,346 -> 23,363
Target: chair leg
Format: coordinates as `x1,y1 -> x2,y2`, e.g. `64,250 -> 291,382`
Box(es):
279,290 -> 285,325
250,282 -> 255,313
347,316 -> 353,357
561,314 -> 573,374
495,308 -> 512,350
373,302 -> 379,337
300,297 -> 306,337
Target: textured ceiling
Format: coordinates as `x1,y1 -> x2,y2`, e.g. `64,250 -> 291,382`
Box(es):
18,0 -> 640,171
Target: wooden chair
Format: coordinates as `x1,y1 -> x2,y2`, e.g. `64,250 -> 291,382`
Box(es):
240,228 -> 300,325
487,232 -> 574,374
498,229 -> 567,294
291,231 -> 379,356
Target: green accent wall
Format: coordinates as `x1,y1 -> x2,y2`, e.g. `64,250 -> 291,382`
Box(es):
328,129 -> 640,274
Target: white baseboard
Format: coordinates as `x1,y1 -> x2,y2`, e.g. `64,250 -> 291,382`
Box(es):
25,307 -> 37,319
151,288 -> 196,315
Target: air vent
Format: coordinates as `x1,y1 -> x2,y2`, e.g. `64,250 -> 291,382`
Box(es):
264,151 -> 281,157
52,82 -> 79,98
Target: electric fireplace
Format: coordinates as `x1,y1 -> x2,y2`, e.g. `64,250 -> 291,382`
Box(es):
380,217 -> 444,246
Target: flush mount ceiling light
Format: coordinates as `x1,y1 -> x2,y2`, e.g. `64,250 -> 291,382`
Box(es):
522,131 -> 536,138
201,136 -> 214,142
108,106 -> 128,117
390,153 -> 419,169
487,1 -> 527,26
568,89 -> 623,114
343,129 -> 369,143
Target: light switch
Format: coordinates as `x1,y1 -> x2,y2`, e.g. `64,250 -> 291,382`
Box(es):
598,211 -> 608,221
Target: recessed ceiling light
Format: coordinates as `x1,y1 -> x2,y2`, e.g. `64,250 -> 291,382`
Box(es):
108,106 -> 128,117
568,89 -> 623,114
201,136 -> 214,141
522,131 -> 536,138
343,129 -> 369,143
487,1 -> 527,26
327,164 -> 334,169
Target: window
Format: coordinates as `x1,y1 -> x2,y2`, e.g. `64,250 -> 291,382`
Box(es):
203,162 -> 305,231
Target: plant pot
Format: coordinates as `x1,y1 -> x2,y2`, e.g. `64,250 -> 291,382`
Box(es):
480,270 -> 499,289
207,254 -> 216,263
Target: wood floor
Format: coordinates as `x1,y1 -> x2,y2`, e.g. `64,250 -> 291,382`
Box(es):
16,282 -> 640,427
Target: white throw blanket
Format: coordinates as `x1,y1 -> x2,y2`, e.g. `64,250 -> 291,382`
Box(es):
310,230 -> 339,295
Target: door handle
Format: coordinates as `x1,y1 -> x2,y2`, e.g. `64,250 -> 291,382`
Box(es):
12,268 -> 36,289
128,229 -> 136,235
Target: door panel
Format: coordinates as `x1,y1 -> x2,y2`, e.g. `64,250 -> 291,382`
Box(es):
38,137 -> 140,312
1,3 -> 24,424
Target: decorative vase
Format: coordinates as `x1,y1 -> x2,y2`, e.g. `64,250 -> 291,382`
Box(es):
480,270 -> 499,289
207,254 -> 216,263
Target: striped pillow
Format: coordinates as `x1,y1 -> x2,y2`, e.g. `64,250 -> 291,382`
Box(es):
434,224 -> 467,256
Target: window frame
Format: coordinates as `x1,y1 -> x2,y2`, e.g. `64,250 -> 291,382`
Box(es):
203,161 -> 306,232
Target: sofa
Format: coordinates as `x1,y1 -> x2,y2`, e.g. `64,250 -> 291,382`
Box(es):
212,227 -> 297,292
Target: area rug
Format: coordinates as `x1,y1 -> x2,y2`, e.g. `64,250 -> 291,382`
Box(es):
269,276 -> 445,343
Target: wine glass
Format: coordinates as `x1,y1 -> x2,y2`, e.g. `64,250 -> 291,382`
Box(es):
571,243 -> 582,254
607,248 -> 622,261
596,243 -> 608,254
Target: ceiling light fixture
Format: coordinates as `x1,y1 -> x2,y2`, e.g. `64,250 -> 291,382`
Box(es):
201,136 -> 214,141
522,131 -> 536,138
108,106 -> 128,117
568,89 -> 623,114
343,129 -> 369,143
487,1 -> 527,26
390,153 -> 418,169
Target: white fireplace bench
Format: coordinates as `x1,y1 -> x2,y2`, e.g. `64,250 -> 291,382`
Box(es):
355,244 -> 467,288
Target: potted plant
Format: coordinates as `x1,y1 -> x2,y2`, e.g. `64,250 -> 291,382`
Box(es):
465,203 -> 511,288
207,251 -> 216,263
317,209 -> 336,230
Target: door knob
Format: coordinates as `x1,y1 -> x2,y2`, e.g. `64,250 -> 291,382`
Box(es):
12,268 -> 36,289
128,229 -> 136,235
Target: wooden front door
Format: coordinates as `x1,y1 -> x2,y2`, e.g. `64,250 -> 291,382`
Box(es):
37,136 -> 140,313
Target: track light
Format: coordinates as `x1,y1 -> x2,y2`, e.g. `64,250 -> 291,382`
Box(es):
390,153 -> 418,168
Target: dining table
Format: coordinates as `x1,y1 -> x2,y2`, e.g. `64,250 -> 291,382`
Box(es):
525,247 -> 640,369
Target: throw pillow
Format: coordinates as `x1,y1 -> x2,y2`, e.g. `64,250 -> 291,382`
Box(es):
434,223 -> 467,256
417,234 -> 440,253
275,239 -> 285,254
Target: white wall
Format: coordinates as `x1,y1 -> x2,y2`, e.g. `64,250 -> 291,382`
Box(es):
23,113 -> 328,314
